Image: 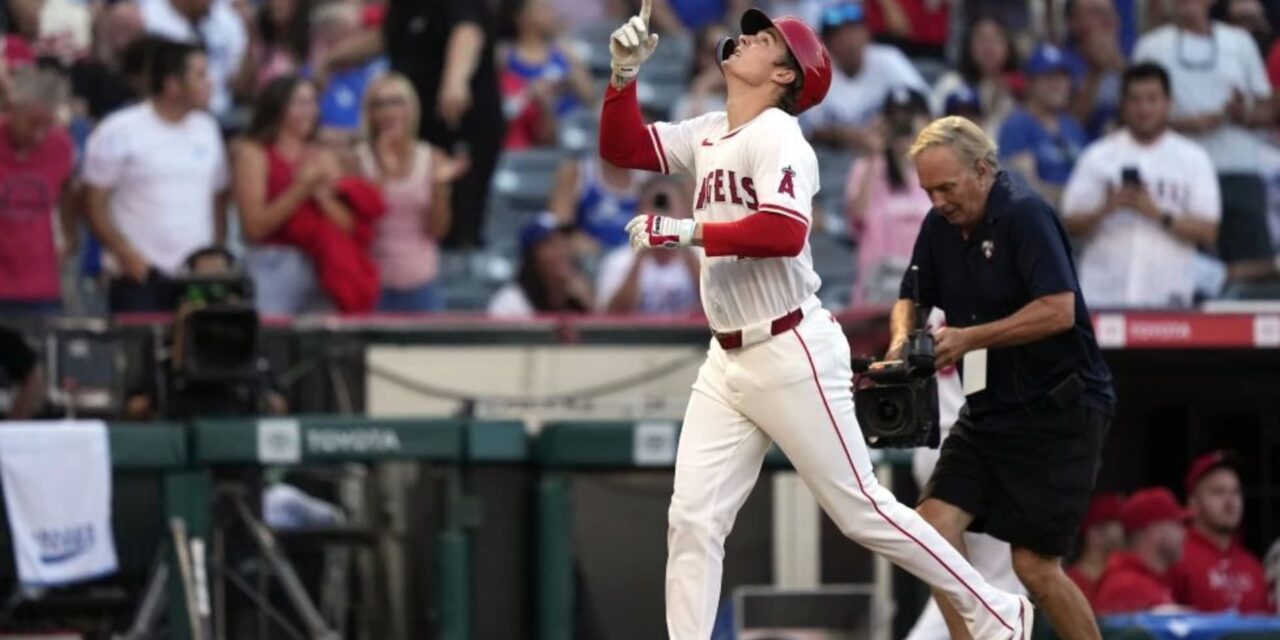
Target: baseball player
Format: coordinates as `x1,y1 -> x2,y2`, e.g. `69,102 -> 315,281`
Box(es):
599,3 -> 1034,638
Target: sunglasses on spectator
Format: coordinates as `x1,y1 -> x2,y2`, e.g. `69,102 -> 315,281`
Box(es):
370,95 -> 409,109
822,3 -> 864,29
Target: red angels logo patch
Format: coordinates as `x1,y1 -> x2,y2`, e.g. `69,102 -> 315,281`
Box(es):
778,166 -> 797,198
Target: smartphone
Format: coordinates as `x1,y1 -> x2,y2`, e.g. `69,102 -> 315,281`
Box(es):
1121,167 -> 1142,187
652,191 -> 671,213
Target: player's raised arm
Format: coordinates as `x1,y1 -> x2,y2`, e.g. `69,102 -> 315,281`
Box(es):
598,0 -> 665,173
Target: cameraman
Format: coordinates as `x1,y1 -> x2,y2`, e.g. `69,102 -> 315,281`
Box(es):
1,325 -> 45,419
123,247 -> 286,420
891,116 -> 1115,640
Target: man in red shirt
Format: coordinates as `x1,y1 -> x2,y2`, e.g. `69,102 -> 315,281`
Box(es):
0,65 -> 75,316
1268,42 -> 1280,120
1169,451 -> 1272,613
864,0 -> 949,59
1066,494 -> 1126,608
1094,488 -> 1188,615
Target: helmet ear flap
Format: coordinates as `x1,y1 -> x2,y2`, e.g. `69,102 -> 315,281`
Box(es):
715,37 -> 736,70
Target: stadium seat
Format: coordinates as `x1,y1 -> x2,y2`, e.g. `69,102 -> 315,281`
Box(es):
639,53 -> 689,85
438,249 -> 513,311
816,149 -> 856,231
637,78 -> 688,120
489,148 -> 570,212
910,57 -> 950,87
1221,280 -> 1280,301
573,22 -> 694,81
483,206 -> 547,255
816,148 -> 856,191
559,109 -> 600,152
809,230 -> 857,309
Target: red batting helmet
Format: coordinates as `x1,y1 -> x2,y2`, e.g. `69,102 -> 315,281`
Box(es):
720,8 -> 832,115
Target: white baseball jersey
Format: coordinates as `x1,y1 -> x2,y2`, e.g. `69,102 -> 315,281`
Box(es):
648,108 -> 821,332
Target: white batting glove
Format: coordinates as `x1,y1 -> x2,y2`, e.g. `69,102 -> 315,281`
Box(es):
609,0 -> 659,82
626,214 -> 696,252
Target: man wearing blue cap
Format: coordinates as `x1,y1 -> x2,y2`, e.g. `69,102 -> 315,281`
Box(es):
943,85 -> 984,123
997,43 -> 1089,208
487,213 -> 594,316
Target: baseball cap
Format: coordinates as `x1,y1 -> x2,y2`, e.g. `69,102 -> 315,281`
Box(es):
1185,450 -> 1240,494
820,1 -> 865,34
1080,493 -> 1125,532
1024,43 -> 1074,76
360,4 -> 386,28
519,212 -> 573,254
944,85 -> 983,116
1121,487 -> 1190,535
882,86 -> 930,114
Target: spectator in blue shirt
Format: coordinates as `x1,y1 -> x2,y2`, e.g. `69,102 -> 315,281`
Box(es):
548,154 -> 640,252
310,1 -> 388,141
1062,0 -> 1128,139
998,44 -> 1088,208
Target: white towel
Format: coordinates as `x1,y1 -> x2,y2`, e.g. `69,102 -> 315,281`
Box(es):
0,420 -> 118,586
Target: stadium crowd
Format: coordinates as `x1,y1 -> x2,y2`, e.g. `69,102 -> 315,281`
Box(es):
0,0 -> 1279,318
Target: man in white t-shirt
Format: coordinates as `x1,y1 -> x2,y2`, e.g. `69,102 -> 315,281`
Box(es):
139,0 -> 246,118
1132,0 -> 1273,263
84,40 -> 230,312
799,1 -> 927,153
1062,62 -> 1221,308
595,175 -> 700,314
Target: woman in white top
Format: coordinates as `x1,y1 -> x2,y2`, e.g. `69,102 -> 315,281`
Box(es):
930,16 -> 1022,135
357,72 -> 468,312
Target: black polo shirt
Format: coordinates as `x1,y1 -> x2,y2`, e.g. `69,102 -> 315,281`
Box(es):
901,172 -> 1115,431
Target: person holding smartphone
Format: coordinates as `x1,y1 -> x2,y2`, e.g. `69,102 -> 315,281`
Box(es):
1062,63 -> 1221,308
1133,0 -> 1273,263
844,87 -> 936,305
593,175 -> 700,315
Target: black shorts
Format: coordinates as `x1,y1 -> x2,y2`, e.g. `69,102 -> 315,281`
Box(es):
920,405 -> 1111,558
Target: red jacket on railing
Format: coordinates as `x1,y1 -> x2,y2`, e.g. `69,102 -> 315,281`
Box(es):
272,177 -> 386,312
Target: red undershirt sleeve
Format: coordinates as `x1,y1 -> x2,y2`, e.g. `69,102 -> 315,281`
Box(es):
701,212 -> 808,258
599,81 -> 664,173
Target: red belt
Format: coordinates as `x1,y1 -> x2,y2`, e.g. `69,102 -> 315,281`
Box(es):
714,307 -> 805,350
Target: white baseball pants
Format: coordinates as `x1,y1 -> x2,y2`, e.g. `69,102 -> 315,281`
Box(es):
905,391 -> 1028,640
665,302 -> 1026,639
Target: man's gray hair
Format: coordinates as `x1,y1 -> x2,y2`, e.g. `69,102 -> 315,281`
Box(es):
8,65 -> 71,109
908,116 -> 1000,172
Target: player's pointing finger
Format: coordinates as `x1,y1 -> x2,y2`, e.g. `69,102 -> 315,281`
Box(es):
624,215 -> 645,234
